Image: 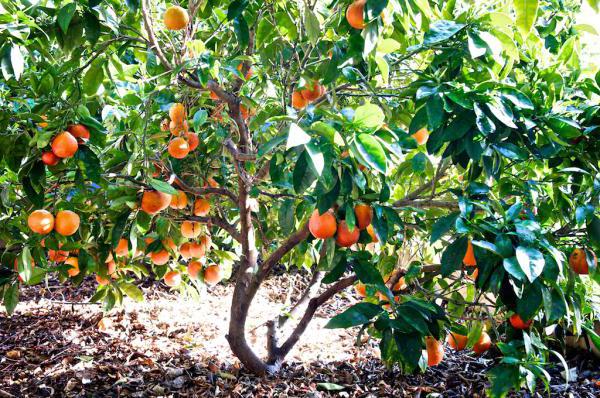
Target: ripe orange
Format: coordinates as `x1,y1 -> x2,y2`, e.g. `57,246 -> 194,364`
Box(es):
169,103 -> 186,124
51,131 -> 78,158
116,238 -> 129,257
300,82 -> 325,102
411,128 -> 429,145
150,249 -> 170,265
54,210 -> 80,236
107,259 -> 117,276
199,234 -> 212,249
186,132 -> 199,151
207,177 -> 219,188
291,91 -> 308,109
141,190 -> 172,215
346,0 -> 366,29
392,277 -> 407,291
473,332 -> 491,355
168,137 -> 190,159
65,257 -> 80,277
366,224 -> 378,242
96,274 -> 110,285
163,6 -> 189,30
188,242 -> 205,259
309,209 -> 337,239
170,190 -> 188,209
509,314 -> 532,330
446,332 -> 468,351
240,104 -> 253,120
48,249 -> 69,262
42,151 -> 60,166
164,270 -> 182,287
425,337 -> 444,366
204,264 -> 223,285
187,261 -> 202,279
336,220 -> 360,247
354,204 -> 373,230
28,210 -> 55,235
569,248 -> 596,275
180,242 -> 193,260
194,198 -> 210,216
67,124 -> 90,141
354,283 -> 367,297
181,220 -> 202,238
463,240 -> 477,266
169,120 -> 184,136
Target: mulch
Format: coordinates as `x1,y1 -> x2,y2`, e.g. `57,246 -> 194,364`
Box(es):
0,277 -> 599,397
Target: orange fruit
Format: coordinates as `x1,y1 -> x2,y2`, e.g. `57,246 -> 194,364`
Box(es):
425,337 -> 444,366
51,131 -> 78,158
300,82 -> 325,102
164,270 -> 182,287
207,177 -> 219,188
65,257 -> 79,277
169,103 -> 186,124
346,0 -> 366,29
240,104 -> 253,120
446,332 -> 468,351
96,274 -> 110,285
169,120 -> 184,135
186,132 -> 199,151
411,128 -> 429,145
115,238 -> 129,257
170,190 -> 188,209
204,264 -> 223,285
162,238 -> 177,252
569,248 -> 596,275
163,6 -> 189,30
54,210 -> 80,236
354,204 -> 373,230
180,242 -> 193,260
181,220 -> 202,238
194,198 -> 210,216
107,259 -> 117,276
38,115 -> 48,128
48,249 -> 69,262
199,234 -> 212,249
67,124 -> 90,141
509,314 -> 532,330
463,240 -> 477,266
42,151 -> 60,166
366,224 -> 378,242
168,137 -> 190,159
27,210 -> 55,235
188,242 -> 205,259
150,249 -> 170,265
473,332 -> 491,355
291,91 -> 308,109
237,63 -> 253,79
187,261 -> 202,279
336,220 -> 360,247
354,283 -> 367,297
141,190 -> 172,215
392,277 -> 407,291
309,209 -> 337,239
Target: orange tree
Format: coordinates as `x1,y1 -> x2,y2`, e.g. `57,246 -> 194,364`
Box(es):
1,0 -> 599,396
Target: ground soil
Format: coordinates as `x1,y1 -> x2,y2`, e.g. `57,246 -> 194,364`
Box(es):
0,275 -> 599,397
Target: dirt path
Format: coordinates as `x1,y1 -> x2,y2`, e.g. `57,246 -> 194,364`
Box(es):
1,276 -> 599,397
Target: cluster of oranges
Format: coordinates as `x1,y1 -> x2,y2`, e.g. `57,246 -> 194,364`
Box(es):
41,124 -> 90,166
291,82 -> 326,110
163,103 -> 199,159
308,203 -> 377,247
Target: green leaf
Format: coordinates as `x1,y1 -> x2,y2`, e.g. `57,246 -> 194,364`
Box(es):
316,383 -> 345,392
148,178 -> 178,195
354,260 -> 385,286
192,109 -> 208,130
233,16 -> 250,49
278,199 -> 295,235
513,0 -> 539,37
83,11 -> 101,45
423,20 -> 465,46
83,59 -> 104,96
486,98 -> 516,128
546,116 -> 581,139
426,94 -> 444,130
120,282 -> 144,302
111,211 -> 129,249
487,364 -> 521,398
430,212 -> 459,243
325,302 -> 381,328
355,134 -> 386,173
286,123 -> 311,149
57,3 -> 77,34
293,149 -> 318,194
10,45 -> 24,81
517,283 -> 542,320
304,7 -> 320,45
411,152 -> 427,173
515,246 -> 545,282
3,283 -> 19,315
503,257 -> 527,281
354,104 -> 385,129
441,237 -> 468,277
587,215 -> 600,246
227,0 -> 248,20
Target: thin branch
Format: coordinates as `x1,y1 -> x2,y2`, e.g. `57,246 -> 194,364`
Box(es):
393,199 -> 459,210
181,215 -> 241,242
258,223 -> 310,279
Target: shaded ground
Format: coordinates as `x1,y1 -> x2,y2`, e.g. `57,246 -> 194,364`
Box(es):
0,276 -> 599,397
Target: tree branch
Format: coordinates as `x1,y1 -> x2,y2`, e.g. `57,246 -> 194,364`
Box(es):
258,223 -> 310,279
178,215 -> 241,242
393,199 -> 459,210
